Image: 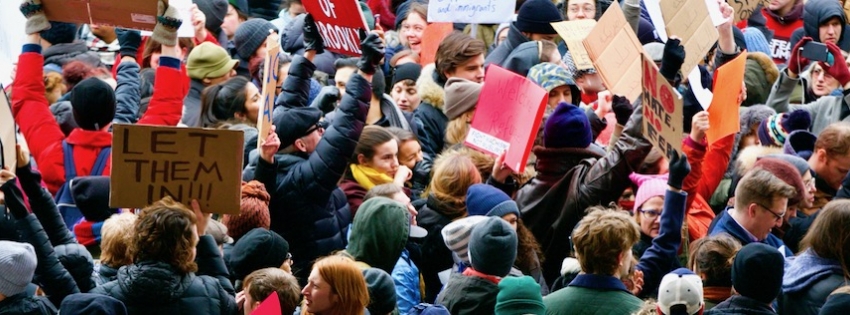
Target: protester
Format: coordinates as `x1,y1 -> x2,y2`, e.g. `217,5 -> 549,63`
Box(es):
183,42 -> 239,127
95,213 -> 136,285
237,268 -> 300,315
687,234 -> 742,310
386,127 -> 429,199
495,276 -> 546,315
340,125 -> 410,215
300,255 -> 369,315
390,63 -> 422,112
223,181 -> 271,243
705,243 -> 784,315
228,228 -> 291,289
485,0 -> 561,67
344,196 -> 412,273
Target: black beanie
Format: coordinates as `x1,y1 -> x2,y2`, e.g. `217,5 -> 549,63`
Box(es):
71,176 -> 117,222
732,243 -> 784,304
515,0 -> 561,34
194,0 -> 229,34
229,228 -> 290,280
70,78 -> 116,131
40,22 -> 79,45
392,63 -> 422,87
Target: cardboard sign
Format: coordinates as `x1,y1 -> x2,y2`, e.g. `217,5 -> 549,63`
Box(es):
464,65 -> 547,173
427,0 -> 514,24
140,0 -> 195,38
661,0 -> 719,76
641,54 -> 683,156
42,0 -> 159,31
252,292 -> 282,315
110,125 -> 244,214
419,23 -> 454,66
0,87 -> 15,174
584,4 -> 643,101
258,33 -> 281,148
551,20 -> 597,71
707,51 -> 746,144
302,0 -> 369,56
729,0 -> 761,23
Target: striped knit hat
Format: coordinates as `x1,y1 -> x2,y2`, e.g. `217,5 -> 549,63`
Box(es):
757,110 -> 811,147
441,216 -> 489,264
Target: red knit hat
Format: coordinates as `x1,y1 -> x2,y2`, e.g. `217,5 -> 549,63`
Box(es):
224,181 -> 271,242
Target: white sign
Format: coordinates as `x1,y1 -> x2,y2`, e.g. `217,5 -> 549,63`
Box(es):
0,8 -> 26,87
427,0 -> 514,24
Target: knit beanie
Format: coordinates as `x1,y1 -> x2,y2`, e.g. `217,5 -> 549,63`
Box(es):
362,268 -> 398,315
234,19 -> 278,60
527,63 -> 580,106
441,216 -> 489,265
543,102 -> 592,148
637,18 -> 662,45
71,176 -> 117,222
629,173 -> 669,213
495,276 -> 545,314
443,77 -> 482,120
41,22 -> 79,45
187,42 -> 240,80
762,154 -> 810,176
224,181 -> 271,242
732,243 -> 784,304
782,130 -> 817,160
739,105 -> 776,135
70,77 -> 116,131
194,0 -> 229,34
392,63 -> 422,87
466,184 -> 520,218
229,228 -> 290,280
229,0 -> 249,14
469,217 -> 518,277
757,110 -> 812,147
753,158 -> 806,206
742,27 -> 771,57
59,293 -> 128,315
515,0 -> 561,34
0,241 -> 37,297
206,218 -> 234,245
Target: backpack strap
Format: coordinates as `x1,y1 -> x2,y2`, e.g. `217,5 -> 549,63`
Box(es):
91,147 -> 112,176
62,141 -> 77,179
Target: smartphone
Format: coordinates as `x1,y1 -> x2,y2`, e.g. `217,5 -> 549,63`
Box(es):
800,41 -> 830,62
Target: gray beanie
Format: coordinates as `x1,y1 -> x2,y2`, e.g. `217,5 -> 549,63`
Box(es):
0,241 -> 37,297
234,19 -> 278,60
362,268 -> 398,315
469,217 -> 518,277
443,77 -> 482,120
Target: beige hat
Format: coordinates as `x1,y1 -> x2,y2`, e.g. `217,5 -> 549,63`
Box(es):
443,77 -> 482,120
186,42 -> 239,80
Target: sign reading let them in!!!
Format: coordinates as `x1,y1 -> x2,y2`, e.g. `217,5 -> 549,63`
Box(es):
303,0 -> 369,56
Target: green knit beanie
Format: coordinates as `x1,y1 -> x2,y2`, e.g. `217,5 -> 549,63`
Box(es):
495,276 -> 546,315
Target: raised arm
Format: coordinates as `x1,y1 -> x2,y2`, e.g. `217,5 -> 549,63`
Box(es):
137,1 -> 186,126
111,29 -> 143,125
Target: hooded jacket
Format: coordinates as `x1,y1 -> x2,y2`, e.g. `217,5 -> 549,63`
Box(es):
743,52 -> 780,106
484,23 -> 529,68
789,0 -> 850,51
0,293 -> 56,315
765,68 -> 850,135
346,197 -> 410,274
413,64 -> 449,158
760,1 -> 804,64
435,273 -> 499,315
778,249 -> 846,315
43,41 -> 102,68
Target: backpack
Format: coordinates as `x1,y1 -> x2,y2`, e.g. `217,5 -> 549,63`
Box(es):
55,141 -> 111,232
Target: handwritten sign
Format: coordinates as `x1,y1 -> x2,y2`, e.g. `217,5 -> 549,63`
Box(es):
707,51 -> 746,144
302,0 -> 369,56
253,292 -> 282,315
110,125 -> 244,214
661,0 -> 719,76
419,23 -> 454,66
729,0 -> 761,23
642,53 -> 683,156
584,3 -> 643,101
42,0 -> 159,31
0,87 -> 14,174
258,33 -> 281,148
427,0 -> 514,24
551,20 -> 597,71
465,65 -> 547,173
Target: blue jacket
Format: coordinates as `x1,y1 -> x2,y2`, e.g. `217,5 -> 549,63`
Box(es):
709,210 -> 793,256
636,189 -> 687,299
778,249 -> 845,315
112,61 -> 142,125
393,249 -> 422,314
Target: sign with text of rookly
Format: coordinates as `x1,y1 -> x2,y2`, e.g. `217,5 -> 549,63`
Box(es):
110,124 -> 244,214
641,53 -> 683,157
0,87 -> 15,174
427,0 -> 514,24
302,0 -> 369,56
464,65 -> 547,174
258,32 -> 281,148
42,0 -> 159,31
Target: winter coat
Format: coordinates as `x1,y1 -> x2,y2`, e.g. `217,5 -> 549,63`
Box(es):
43,41 -> 101,68
12,48 -> 183,195
681,135 -> 732,240
0,293 -> 56,315
436,273 -> 499,315
484,23 -> 529,68
516,102 -> 653,286
778,249 -> 848,315
765,68 -> 850,136
181,79 -> 205,127
15,163 -> 76,248
543,274 -> 643,315
708,210 -> 794,256
790,0 -> 850,52
393,249 -> 422,315
705,295 -> 777,315
502,41 -> 542,77
415,195 -> 460,303
245,72 -> 371,282
95,263 -> 120,286
345,196 -> 410,274
635,190 -> 688,299
413,64 -> 448,158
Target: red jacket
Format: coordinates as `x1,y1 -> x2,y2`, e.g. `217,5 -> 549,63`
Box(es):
681,134 -> 734,242
12,49 -> 185,195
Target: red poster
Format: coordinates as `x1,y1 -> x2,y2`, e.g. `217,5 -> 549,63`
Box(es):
419,23 -> 454,66
464,65 -> 547,173
252,292 -> 281,315
302,0 -> 369,56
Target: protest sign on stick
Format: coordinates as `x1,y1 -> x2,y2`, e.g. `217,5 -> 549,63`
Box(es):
0,87 -> 15,174
583,3 -> 643,101
660,0 -> 719,76
465,65 -> 547,173
258,32 -> 281,148
110,125 -> 244,214
427,0 -> 514,24
707,51 -> 746,144
302,0 -> 369,56
551,20 -> 597,71
42,0 -> 159,31
419,23 -> 454,66
642,53 -> 683,157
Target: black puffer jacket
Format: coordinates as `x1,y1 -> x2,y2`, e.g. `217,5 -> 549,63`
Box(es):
415,195 -> 461,303
248,72 -> 371,283
0,293 -> 56,315
278,55 -> 316,110
96,264 -> 120,286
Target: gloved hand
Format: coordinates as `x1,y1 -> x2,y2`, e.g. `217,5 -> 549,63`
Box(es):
151,0 -> 183,46
611,95 -> 633,125
357,30 -> 385,75
20,0 -> 50,35
0,178 -> 27,220
659,38 -> 685,83
116,28 -> 142,59
310,86 -> 340,114
666,151 -> 690,190
787,37 -> 813,76
303,14 -> 325,54
823,41 -> 850,86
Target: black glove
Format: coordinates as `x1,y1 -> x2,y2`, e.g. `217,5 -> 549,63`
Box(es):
611,95 -> 633,125
667,151 -> 690,190
0,181 -> 28,220
310,86 -> 340,113
357,30 -> 385,75
659,38 -> 685,83
303,14 -> 325,54
116,28 -> 142,59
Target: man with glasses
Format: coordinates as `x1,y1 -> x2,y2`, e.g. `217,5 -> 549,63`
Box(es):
806,123 -> 850,213
708,167 -> 797,256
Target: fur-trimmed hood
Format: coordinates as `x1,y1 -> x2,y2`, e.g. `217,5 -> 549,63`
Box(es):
735,145 -> 783,175
743,52 -> 780,106
417,63 -> 446,110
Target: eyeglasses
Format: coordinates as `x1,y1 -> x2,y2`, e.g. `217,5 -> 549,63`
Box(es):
755,202 -> 786,221
639,209 -> 662,220
567,5 -> 595,14
303,121 -> 326,137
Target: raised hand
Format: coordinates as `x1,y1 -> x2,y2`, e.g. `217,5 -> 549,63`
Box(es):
659,37 -> 685,83
357,30 -> 385,75
666,151 -> 690,190
303,14 -> 325,54
151,0 -> 183,46
611,95 -> 634,126
20,0 -> 50,35
787,37 -> 814,77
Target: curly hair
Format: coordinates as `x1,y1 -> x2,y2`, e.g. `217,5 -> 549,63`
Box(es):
514,219 -> 545,275
100,213 -> 137,268
131,197 -> 199,274
572,207 -> 640,275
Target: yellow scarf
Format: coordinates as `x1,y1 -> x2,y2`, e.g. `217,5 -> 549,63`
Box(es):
350,164 -> 394,190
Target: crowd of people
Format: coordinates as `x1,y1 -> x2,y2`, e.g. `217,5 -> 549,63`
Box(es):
4,0 -> 850,314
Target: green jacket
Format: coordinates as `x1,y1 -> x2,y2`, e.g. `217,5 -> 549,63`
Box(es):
543,274 -> 642,315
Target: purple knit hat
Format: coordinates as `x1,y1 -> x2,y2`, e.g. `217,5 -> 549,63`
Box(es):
757,110 -> 811,147
630,173 -> 669,213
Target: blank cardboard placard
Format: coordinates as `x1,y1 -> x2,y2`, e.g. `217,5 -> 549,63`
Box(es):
551,20 -> 597,71
427,0 -> 514,24
419,23 -> 454,66
584,4 -> 643,101
464,65 -> 547,173
140,0 -> 195,38
728,0 -> 761,23
642,53 -> 683,157
42,0 -> 159,31
258,33 -> 281,148
707,51 -> 746,144
302,0 -> 369,56
661,0 -> 719,76
110,125 -> 244,214
0,88 -> 14,174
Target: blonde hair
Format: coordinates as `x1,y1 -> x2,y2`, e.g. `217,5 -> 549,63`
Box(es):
444,112 -> 473,147
424,150 -> 482,218
43,72 -> 66,104
100,213 -> 137,268
734,168 -> 797,212
302,256 -> 369,315
572,207 -> 640,275
815,122 -> 850,158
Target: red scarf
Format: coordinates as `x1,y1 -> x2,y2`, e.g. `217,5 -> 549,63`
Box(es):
462,268 -> 502,285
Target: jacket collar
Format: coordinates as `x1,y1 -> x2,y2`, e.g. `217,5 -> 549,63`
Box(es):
66,128 -> 113,147
568,273 -> 631,293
